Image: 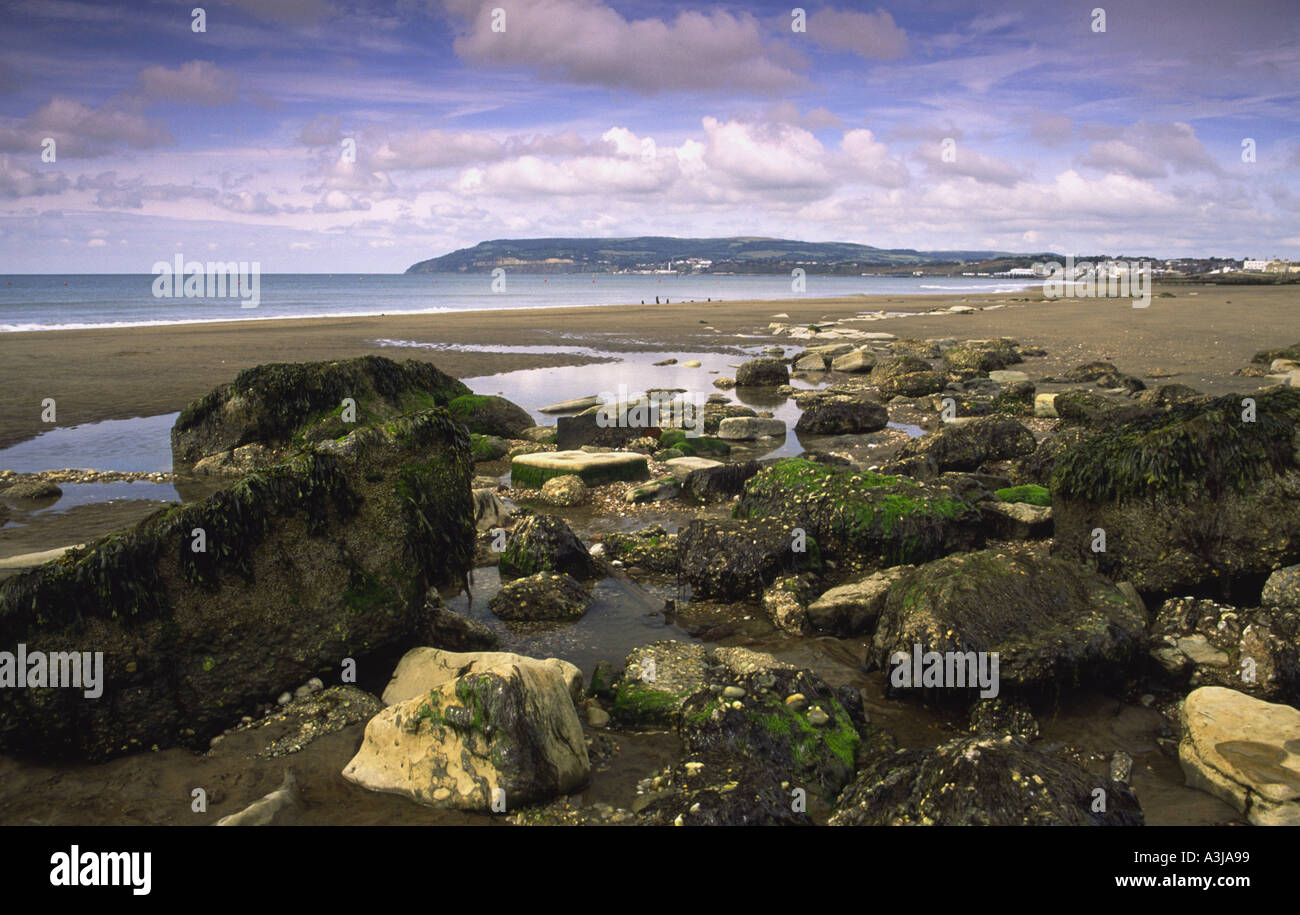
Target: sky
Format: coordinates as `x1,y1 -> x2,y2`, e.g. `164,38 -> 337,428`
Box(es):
1,0 -> 1298,272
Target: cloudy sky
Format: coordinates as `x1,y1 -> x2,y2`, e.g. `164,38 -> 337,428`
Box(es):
2,0 -> 1298,272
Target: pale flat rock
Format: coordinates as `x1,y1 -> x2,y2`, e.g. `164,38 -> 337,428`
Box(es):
538,395 -> 602,414
664,456 -> 723,480
988,370 -> 1030,385
381,647 -> 582,706
344,657 -> 589,811
807,568 -> 910,635
1179,686 -> 1300,825
0,544 -> 83,570
215,771 -> 301,826
717,416 -> 787,440
831,349 -> 877,373
1034,393 -> 1059,418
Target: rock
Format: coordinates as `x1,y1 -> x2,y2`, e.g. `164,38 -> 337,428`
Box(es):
510,450 -> 648,488
712,377 -> 736,389
794,353 -> 828,372
873,550 -> 1147,696
539,395 -> 603,414
807,568 -> 910,635
1,479 -> 62,501
682,360 -> 702,368
445,394 -> 534,438
895,415 -> 1037,472
0,544 -> 84,570
537,474 -> 588,506
1262,565 -> 1300,609
1033,393 -> 1059,418
831,349 -> 877,373
427,596 -> 499,651
553,402 -> 658,450
988,370 -> 1030,385
497,513 -> 596,581
611,641 -> 709,727
943,340 -> 1023,375
0,412 -> 475,761
472,488 -> 512,531
171,355 -> 469,469
737,458 -> 983,568
1051,389 -> 1300,593
761,577 -> 810,635
1045,360 -> 1145,393
342,656 -> 589,811
1179,686 -> 1300,825
664,456 -> 723,480
795,398 -> 889,435
678,518 -> 819,601
681,460 -> 763,502
381,647 -> 582,706
214,771 -> 302,826
1136,384 -> 1209,410
586,705 -> 610,728
490,571 -> 592,621
635,752 -> 807,826
979,501 -> 1053,540
209,685 -> 383,759
716,416 -> 786,440
735,358 -> 790,387
968,697 -> 1039,738
518,426 -> 556,443
468,435 -> 509,463
600,525 -> 677,574
871,355 -> 947,397
1149,597 -> 1299,701
830,736 -> 1143,825
624,477 -> 681,503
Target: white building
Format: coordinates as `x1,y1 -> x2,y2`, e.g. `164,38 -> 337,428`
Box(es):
1243,259 -> 1270,271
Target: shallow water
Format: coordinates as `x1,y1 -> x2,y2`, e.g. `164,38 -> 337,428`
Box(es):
0,412 -> 177,473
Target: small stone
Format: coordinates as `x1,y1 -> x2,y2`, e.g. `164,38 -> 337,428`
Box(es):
276,692 -> 292,706
785,693 -> 807,711
306,677 -> 324,692
586,706 -> 610,728
807,706 -> 830,726
294,685 -> 311,700
722,685 -> 746,699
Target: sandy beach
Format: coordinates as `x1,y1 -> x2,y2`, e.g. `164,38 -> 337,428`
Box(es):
0,284 -> 1294,450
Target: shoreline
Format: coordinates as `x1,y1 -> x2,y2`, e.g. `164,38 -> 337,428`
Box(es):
1,285 -> 1293,449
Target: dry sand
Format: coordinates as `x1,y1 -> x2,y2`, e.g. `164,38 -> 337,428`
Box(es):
0,283 -> 1294,450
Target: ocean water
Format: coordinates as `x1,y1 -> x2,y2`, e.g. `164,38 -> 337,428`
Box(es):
0,273 -> 1039,332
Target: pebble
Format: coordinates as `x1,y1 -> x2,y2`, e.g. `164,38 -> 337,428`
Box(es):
722,685 -> 746,699
807,706 -> 830,727
785,693 -> 807,712
586,706 -> 610,728
294,685 -> 312,700
276,692 -> 292,706
306,677 -> 324,692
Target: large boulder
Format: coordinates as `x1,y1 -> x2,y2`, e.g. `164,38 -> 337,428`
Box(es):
681,460 -> 763,502
497,513 -> 597,581
736,458 -> 983,568
1051,389 -> 1300,594
894,415 -> 1037,472
942,339 -> 1022,375
677,518 -> 819,601
795,397 -> 889,435
171,355 -> 469,471
872,550 -> 1146,697
830,735 -> 1143,825
610,641 -> 710,727
342,656 -> 589,811
0,411 -> 476,760
445,394 -> 534,438
1179,686 -> 1300,826
380,647 -> 581,706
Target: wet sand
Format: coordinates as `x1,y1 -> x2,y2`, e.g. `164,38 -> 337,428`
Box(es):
1,284 -> 1294,449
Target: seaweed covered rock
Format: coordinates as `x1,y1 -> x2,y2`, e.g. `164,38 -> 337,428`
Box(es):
794,397 -> 889,435
600,524 -> 677,574
171,355 -> 470,471
735,358 -> 789,387
445,394 -> 533,438
0,411 -> 476,760
735,458 -> 983,569
342,656 -> 589,811
1149,597 -> 1300,702
610,641 -> 709,727
635,752 -> 809,826
681,460 -> 763,502
489,571 -> 593,621
942,339 -> 1023,375
497,513 -> 596,581
679,659 -> 868,800
830,735 -> 1143,825
872,550 -> 1146,696
677,517 -> 820,601
1050,389 -> 1300,594
1044,360 -> 1145,393
894,415 -> 1036,472
1263,564 -> 1300,610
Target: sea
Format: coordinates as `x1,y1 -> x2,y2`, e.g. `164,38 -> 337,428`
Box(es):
0,273 -> 1040,332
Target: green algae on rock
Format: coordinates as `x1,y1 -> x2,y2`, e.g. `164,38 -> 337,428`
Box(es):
0,410 -> 475,761
171,355 -> 470,470
735,458 -> 982,569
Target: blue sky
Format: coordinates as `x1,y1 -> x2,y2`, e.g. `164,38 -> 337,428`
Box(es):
1,0 -> 1298,271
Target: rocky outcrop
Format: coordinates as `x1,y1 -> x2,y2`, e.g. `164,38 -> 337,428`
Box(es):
1179,686 -> 1300,826
170,355 -> 469,471
831,735 -> 1143,825
1051,389 -> 1300,594
0,411 -> 476,760
342,656 -> 589,811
